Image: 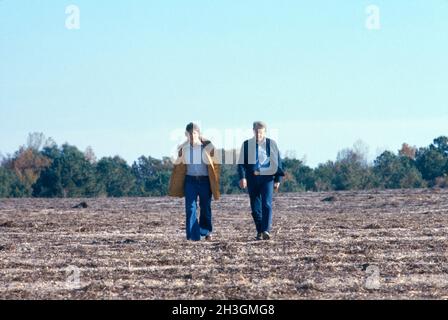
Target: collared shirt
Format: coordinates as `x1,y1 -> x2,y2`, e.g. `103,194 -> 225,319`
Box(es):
185,144 -> 209,176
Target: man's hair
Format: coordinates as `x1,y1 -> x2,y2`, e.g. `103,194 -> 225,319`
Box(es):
186,122 -> 201,134
253,121 -> 267,130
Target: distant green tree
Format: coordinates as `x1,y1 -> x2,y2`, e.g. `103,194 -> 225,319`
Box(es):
373,151 -> 400,188
314,161 -> 336,191
332,148 -> 373,190
131,156 -> 173,196
96,156 -> 135,197
282,158 -> 315,191
0,167 -> 28,198
33,143 -> 100,197
415,147 -> 448,184
432,136 -> 448,155
373,151 -> 426,189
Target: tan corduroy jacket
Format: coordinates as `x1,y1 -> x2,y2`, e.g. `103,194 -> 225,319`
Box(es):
168,139 -> 221,200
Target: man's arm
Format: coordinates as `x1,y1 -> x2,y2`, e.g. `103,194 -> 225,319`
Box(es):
272,140 -> 284,184
274,152 -> 283,183
237,142 -> 246,180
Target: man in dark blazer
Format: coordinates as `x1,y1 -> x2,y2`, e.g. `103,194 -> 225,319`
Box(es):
238,121 -> 285,240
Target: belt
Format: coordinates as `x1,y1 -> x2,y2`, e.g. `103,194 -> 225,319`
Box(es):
186,175 -> 209,181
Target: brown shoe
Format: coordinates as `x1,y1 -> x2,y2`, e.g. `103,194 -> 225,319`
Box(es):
205,234 -> 212,241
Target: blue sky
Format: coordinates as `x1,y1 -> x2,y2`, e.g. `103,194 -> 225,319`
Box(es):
1,0 -> 447,167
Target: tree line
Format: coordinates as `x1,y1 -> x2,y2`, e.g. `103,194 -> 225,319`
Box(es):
1,133 -> 448,198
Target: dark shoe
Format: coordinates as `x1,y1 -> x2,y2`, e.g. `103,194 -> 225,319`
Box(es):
256,233 -> 263,240
262,231 -> 271,240
205,234 -> 212,241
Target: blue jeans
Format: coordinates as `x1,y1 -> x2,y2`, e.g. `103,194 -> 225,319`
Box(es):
184,175 -> 213,241
247,175 -> 274,234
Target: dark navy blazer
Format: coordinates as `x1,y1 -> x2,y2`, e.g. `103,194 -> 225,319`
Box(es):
237,138 -> 285,183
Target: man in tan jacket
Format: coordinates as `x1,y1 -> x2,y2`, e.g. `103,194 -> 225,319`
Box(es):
168,123 -> 220,241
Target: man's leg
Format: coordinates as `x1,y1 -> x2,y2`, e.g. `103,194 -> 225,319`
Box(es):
198,180 -> 213,236
260,177 -> 274,234
184,180 -> 201,241
247,177 -> 262,234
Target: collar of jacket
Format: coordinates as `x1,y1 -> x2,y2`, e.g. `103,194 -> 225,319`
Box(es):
175,141 -> 216,167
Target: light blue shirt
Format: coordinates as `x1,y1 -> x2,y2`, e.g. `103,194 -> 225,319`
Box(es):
256,138 -> 270,171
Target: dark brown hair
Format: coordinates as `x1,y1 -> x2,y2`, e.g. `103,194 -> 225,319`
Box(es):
186,122 -> 201,134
